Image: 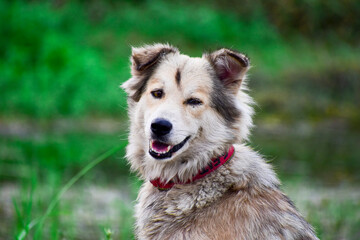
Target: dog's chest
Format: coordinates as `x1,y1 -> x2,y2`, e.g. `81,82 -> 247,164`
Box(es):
135,181 -> 235,240
136,190 -> 193,239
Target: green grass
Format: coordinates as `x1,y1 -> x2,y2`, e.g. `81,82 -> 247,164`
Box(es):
284,181 -> 360,240
6,170 -> 360,239
0,131 -> 133,239
10,177 -> 136,240
16,144 -> 124,239
309,199 -> 360,239
1,124 -> 358,239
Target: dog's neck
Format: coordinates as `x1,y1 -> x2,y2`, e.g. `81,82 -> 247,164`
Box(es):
150,145 -> 235,190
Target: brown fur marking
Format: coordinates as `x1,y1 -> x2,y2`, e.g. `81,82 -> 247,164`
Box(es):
175,68 -> 181,87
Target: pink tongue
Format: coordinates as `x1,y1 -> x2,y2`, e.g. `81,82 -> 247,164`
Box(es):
152,141 -> 170,152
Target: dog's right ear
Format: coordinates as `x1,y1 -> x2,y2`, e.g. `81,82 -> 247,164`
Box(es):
121,44 -> 178,102
205,48 -> 250,95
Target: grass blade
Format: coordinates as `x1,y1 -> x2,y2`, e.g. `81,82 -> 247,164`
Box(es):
16,144 -> 125,240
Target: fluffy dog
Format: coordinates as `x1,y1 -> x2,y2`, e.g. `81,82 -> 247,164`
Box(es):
121,44 -> 319,240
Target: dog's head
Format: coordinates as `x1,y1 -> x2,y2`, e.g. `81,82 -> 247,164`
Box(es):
122,44 -> 253,181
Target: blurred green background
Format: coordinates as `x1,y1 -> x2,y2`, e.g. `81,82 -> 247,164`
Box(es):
0,0 -> 359,239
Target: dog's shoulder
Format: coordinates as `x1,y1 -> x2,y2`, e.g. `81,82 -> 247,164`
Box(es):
229,144 -> 280,192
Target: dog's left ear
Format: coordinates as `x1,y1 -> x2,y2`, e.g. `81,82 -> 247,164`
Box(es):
205,49 -> 250,94
121,44 -> 178,102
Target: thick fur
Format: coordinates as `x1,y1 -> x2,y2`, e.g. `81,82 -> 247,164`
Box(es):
122,44 -> 319,240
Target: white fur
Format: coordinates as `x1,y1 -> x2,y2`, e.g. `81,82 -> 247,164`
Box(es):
122,49 -> 254,183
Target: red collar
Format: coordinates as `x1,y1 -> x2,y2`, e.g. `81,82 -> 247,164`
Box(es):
150,145 -> 235,191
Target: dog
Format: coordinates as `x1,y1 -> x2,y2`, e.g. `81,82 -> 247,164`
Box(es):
121,44 -> 319,240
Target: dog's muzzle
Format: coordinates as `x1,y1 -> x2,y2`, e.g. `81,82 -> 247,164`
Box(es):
149,118 -> 190,160
149,136 -> 190,160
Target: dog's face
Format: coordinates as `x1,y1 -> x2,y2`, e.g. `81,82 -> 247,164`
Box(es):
122,44 -> 253,180
143,56 -> 209,159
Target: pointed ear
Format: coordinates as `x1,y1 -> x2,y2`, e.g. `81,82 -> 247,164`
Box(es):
205,48 -> 250,94
121,44 -> 178,102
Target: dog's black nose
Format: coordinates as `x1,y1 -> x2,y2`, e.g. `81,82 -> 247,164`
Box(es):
151,118 -> 172,137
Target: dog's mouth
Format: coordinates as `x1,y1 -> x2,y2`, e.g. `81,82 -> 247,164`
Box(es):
149,136 -> 191,160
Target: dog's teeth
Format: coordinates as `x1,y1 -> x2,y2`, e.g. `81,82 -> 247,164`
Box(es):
167,146 -> 171,152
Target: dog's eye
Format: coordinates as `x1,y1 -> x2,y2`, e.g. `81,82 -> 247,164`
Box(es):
151,89 -> 163,99
185,98 -> 203,106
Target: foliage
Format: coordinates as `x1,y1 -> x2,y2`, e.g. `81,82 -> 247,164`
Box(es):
0,0 -> 125,118
1,0 -> 359,119
206,0 -> 360,43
